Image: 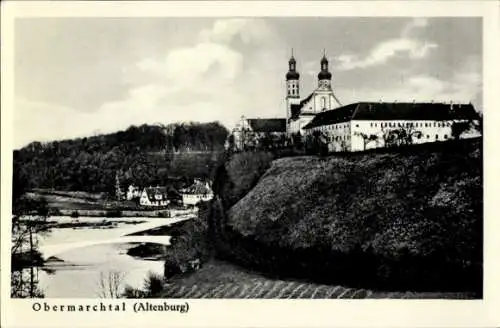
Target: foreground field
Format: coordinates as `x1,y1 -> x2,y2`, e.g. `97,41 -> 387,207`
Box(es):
161,261 -> 477,299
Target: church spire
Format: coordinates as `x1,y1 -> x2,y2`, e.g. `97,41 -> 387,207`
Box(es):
286,49 -> 300,81
318,51 -> 332,81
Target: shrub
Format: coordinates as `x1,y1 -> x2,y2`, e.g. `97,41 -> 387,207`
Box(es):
122,285 -> 145,298
142,271 -> 165,297
70,210 -> 79,218
215,151 -> 274,209
105,209 -> 122,218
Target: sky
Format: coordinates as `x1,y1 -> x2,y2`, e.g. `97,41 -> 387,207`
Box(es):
14,17 -> 482,148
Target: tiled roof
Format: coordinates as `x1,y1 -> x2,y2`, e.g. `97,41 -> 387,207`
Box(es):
290,93 -> 315,120
303,103 -> 359,129
181,181 -> 212,195
353,102 -> 479,121
143,186 -> 179,202
143,187 -> 169,202
247,118 -> 287,133
303,102 -> 479,129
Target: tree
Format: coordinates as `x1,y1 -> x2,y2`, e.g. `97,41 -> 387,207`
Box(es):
381,124 -> 422,148
258,132 -> 273,150
475,112 -> 483,135
11,196 -> 49,298
96,270 -> 126,298
354,132 -> 379,151
451,120 -> 473,140
306,130 -> 329,156
291,132 -> 304,150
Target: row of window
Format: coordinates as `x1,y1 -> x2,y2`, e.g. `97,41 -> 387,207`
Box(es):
315,124 -> 349,131
311,133 -> 450,143
415,134 -> 449,140
369,122 -> 452,128
311,121 -> 455,131
327,135 -> 350,142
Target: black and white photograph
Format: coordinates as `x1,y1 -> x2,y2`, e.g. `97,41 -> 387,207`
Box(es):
2,1 -> 500,327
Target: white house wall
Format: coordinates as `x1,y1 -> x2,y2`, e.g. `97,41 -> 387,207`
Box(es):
303,119 -> 480,153
289,116 -> 315,135
183,193 -> 214,206
305,121 -> 352,152
300,91 -> 340,115
350,119 -> 480,152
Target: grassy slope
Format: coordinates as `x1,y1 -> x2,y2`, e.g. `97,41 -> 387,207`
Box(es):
222,139 -> 482,292
160,260 -> 476,299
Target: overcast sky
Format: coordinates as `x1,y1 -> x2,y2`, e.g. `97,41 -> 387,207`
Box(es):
14,17 -> 482,148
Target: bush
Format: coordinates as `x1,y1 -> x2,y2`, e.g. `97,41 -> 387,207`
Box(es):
142,271 -> 165,297
70,210 -> 79,218
105,209 -> 122,218
157,211 -> 170,218
162,205 -> 212,280
214,151 -> 274,209
121,271 -> 166,298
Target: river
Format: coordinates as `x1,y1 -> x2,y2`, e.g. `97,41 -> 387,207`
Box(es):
33,216 -> 191,298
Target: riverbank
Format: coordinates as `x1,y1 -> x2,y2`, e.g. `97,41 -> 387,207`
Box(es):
124,219 -> 195,259
29,215 -> 189,297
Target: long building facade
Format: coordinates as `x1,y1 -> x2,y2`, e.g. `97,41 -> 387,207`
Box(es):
303,101 -> 481,152
230,51 -> 481,152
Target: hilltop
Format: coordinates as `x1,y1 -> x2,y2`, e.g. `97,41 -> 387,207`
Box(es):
208,139 -> 482,293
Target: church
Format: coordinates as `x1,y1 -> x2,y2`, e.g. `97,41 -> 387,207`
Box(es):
230,51 -> 481,152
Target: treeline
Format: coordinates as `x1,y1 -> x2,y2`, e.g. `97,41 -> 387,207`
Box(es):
13,122 -> 229,194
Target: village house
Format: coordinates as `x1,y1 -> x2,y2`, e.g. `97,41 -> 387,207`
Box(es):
139,186 -> 171,207
180,179 -> 214,206
229,50 -> 482,152
126,185 -> 141,200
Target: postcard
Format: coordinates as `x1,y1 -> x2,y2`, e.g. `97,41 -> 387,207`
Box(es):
1,1 -> 499,327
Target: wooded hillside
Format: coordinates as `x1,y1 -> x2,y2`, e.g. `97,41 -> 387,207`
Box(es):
13,122 -> 228,194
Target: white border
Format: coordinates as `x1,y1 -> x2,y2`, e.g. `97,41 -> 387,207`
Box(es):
2,1 -> 500,327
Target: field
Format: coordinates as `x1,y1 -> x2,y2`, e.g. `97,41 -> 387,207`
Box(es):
161,260 -> 477,299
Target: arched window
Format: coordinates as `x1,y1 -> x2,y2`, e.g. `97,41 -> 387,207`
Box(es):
321,97 -> 326,109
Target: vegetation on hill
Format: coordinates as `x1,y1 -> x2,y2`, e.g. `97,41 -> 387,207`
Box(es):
13,122 -> 228,193
205,139 -> 482,293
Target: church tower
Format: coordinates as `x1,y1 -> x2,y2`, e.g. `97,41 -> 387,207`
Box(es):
286,50 -> 301,131
318,52 -> 332,90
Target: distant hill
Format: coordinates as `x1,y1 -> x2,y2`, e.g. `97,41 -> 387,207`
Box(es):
13,122 -> 228,195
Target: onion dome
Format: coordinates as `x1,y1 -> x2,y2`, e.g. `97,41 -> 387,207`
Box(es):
286,70 -> 300,80
286,55 -> 300,80
318,70 -> 332,80
318,54 -> 332,80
